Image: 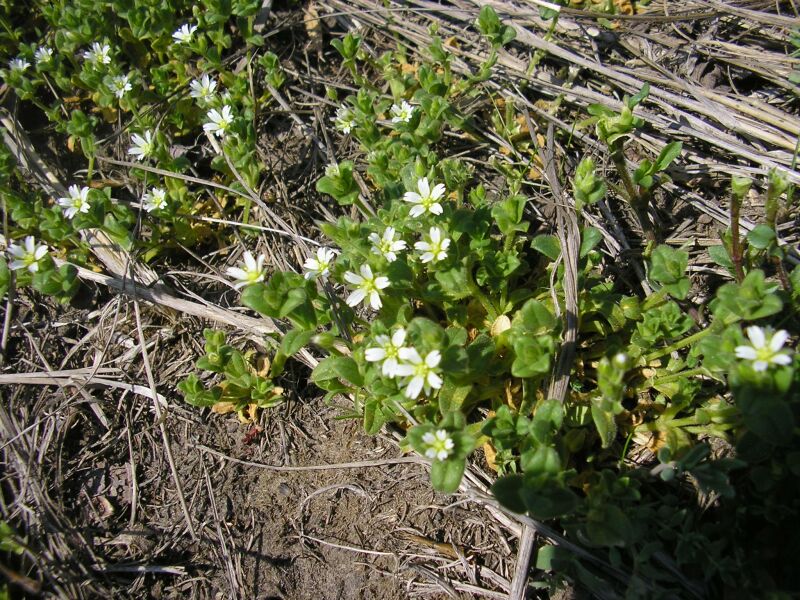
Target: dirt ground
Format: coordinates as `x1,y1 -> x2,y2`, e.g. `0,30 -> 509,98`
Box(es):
0,293 -> 516,599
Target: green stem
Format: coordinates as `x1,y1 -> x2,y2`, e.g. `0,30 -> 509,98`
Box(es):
465,257 -> 499,321
730,192 -> 745,283
648,367 -> 706,387
644,327 -> 715,363
641,287 -> 669,312
637,415 -> 701,431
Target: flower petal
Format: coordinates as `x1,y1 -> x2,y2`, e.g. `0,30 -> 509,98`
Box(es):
405,376 -> 424,399
398,347 -> 421,363
746,326 -> 765,349
769,330 -> 790,352
365,347 -> 387,362
344,271 -> 363,285
734,346 -> 758,360
346,289 -> 366,307
368,290 -> 382,310
771,353 -> 792,366
425,350 -> 442,368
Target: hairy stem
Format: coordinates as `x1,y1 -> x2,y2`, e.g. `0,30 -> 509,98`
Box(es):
729,192 -> 745,283
610,142 -> 656,243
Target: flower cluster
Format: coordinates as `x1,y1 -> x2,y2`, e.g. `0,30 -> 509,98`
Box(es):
56,185 -> 91,219
83,42 -> 111,66
303,247 -> 337,280
390,100 -> 415,124
128,130 -> 155,160
6,236 -> 48,273
344,265 -> 390,310
333,106 -> 356,134
404,177 -> 445,217
422,430 -> 455,461
8,57 -> 30,73
172,23 -> 198,45
364,328 -> 443,399
34,47 -> 53,66
142,188 -> 168,213
735,326 -> 792,371
204,105 -> 234,138
110,73 -> 132,99
190,74 -> 218,104
226,251 -> 267,290
369,227 -> 406,263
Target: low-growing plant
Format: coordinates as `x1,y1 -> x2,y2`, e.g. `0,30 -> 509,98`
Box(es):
1,2 -> 798,597
178,329 -> 284,422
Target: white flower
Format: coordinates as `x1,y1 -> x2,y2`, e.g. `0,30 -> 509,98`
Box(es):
142,188 -> 168,212
344,264 -> 390,310
56,184 -> 91,219
734,326 -> 792,372
172,23 -> 198,44
8,57 -> 30,73
414,227 -> 450,263
325,163 -> 340,177
303,247 -> 337,280
189,74 -> 217,104
34,47 -> 53,65
404,177 -> 446,218
333,106 -> 356,134
204,105 -> 234,138
110,73 -> 132,99
390,100 -> 415,124
7,236 -> 48,273
369,227 -> 407,263
422,429 -> 454,461
394,348 -> 443,399
226,251 -> 266,290
365,328 -> 409,377
128,130 -> 155,160
83,43 -> 111,66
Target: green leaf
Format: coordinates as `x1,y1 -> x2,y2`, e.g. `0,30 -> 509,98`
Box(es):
711,269 -> 782,322
746,224 -> 776,250
648,245 -> 690,299
0,258 -> 8,298
435,265 -> 472,300
653,141 -> 682,172
521,446 -> 561,475
531,234 -> 560,261
512,299 -> 557,335
586,504 -> 633,546
579,227 -> 603,258
407,317 -> 447,350
573,157 -> 606,211
736,387 -> 793,446
491,195 -> 529,236
628,83 -> 650,108
591,405 -> 618,448
491,474 -> 527,514
279,329 -> 315,358
430,458 -> 466,493
533,399 -> 564,430
272,329 -> 315,376
708,244 -> 734,272
520,480 -> 580,520
438,382 -> 472,413
178,375 -> 222,408
511,336 -> 553,378
0,521 -> 23,555
311,355 -> 363,387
